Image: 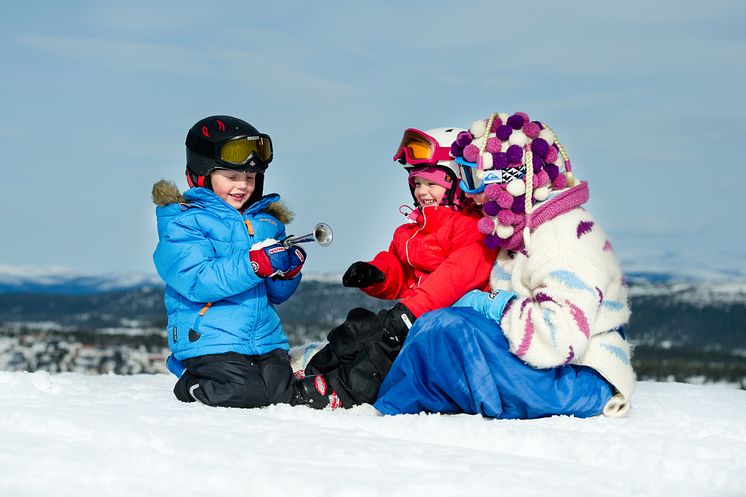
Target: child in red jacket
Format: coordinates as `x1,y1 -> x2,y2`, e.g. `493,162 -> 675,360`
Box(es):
293,127 -> 497,409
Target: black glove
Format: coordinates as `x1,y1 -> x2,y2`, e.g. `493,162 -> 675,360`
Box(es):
342,261 -> 385,288
378,303 -> 416,345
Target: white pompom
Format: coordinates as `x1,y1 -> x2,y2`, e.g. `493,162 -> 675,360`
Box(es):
498,112 -> 509,123
506,179 -> 525,196
496,224 -> 514,238
482,152 -> 493,169
508,130 -> 529,147
470,119 -> 487,138
539,128 -> 556,144
533,186 -> 549,201
555,153 -> 565,169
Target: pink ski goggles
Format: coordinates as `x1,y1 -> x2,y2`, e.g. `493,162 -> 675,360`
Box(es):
393,128 -> 453,165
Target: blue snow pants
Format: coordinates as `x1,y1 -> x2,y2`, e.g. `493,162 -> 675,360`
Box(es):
374,307 -> 613,419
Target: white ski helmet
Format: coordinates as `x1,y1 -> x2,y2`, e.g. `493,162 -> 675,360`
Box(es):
393,126 -> 468,208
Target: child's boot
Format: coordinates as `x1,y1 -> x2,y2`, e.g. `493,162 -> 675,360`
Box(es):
291,374 -> 342,410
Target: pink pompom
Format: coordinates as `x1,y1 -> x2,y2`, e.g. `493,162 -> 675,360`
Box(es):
533,170 -> 550,188
463,144 -> 480,162
552,174 -> 568,189
495,190 -> 514,209
497,209 -> 515,225
484,183 -> 502,201
490,117 -> 502,132
523,122 -> 540,139
545,146 -> 558,164
478,216 -> 495,235
485,137 -> 502,153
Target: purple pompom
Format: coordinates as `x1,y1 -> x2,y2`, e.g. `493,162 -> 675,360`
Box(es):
485,137 -> 502,153
484,183 -> 502,201
515,112 -> 530,124
478,216 -> 495,235
492,152 -> 508,169
532,155 -> 544,173
531,120 -> 544,130
495,190 -> 514,209
506,145 -> 523,164
523,122 -> 541,139
511,194 -> 526,214
507,114 -> 525,130
484,235 -> 502,250
544,163 -> 560,180
496,124 -> 513,141
450,143 -> 463,158
483,200 -> 500,217
531,138 -> 549,158
545,146 -> 558,164
497,209 -> 516,225
455,131 -> 473,148
463,144 -> 480,162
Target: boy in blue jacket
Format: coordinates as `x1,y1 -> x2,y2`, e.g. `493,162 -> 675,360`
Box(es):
152,115 -> 306,408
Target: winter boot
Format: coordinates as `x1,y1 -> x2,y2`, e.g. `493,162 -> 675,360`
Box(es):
291,374 -> 342,410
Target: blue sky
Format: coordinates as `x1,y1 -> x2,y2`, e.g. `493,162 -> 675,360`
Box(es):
1,1 -> 745,277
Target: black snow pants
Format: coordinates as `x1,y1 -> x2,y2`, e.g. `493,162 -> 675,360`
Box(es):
173,349 -> 294,408
305,307 -> 402,407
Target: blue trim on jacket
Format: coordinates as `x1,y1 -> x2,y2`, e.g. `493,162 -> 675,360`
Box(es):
153,187 -> 300,369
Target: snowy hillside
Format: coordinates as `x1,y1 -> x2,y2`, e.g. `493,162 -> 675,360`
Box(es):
0,372 -> 744,497
0,265 -> 163,294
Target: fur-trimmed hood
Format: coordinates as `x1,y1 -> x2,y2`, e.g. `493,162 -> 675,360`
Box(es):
151,179 -> 294,224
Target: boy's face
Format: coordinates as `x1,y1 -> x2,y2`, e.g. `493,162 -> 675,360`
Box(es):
210,169 -> 257,209
413,178 -> 448,208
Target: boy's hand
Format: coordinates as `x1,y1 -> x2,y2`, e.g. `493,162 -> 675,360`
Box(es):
342,261 -> 385,287
278,245 -> 306,280
250,243 -> 305,278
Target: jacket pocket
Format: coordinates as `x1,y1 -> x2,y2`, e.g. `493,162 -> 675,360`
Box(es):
190,302 -> 213,341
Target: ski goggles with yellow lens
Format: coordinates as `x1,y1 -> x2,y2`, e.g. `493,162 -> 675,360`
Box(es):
393,128 -> 452,165
218,135 -> 273,166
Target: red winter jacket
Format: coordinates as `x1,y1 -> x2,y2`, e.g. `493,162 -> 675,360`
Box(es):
363,205 -> 496,317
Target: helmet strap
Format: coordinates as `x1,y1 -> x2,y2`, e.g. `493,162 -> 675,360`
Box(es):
186,169 -> 212,190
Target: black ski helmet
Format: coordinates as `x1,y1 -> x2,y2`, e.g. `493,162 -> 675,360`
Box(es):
185,115 -> 273,190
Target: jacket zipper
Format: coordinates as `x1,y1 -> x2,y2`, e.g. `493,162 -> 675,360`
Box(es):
405,207 -> 428,275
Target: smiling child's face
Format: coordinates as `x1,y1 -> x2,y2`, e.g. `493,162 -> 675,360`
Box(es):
210,169 -> 257,209
413,178 -> 448,208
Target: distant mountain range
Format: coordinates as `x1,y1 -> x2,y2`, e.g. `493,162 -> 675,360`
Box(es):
1,266 -> 744,386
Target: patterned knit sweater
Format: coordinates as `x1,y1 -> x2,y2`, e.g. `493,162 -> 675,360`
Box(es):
490,206 -> 635,416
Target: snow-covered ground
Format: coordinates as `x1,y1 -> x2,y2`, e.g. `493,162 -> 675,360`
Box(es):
0,372 -> 744,497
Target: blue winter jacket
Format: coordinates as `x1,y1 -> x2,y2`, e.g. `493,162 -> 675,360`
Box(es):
153,186 -> 300,363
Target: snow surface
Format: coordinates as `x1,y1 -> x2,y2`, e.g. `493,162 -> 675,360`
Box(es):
1,373 -> 744,497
